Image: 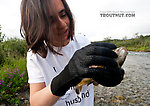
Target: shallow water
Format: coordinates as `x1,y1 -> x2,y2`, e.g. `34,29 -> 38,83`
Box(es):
94,51 -> 150,106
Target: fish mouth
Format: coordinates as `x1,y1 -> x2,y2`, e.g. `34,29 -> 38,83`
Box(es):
114,47 -> 128,67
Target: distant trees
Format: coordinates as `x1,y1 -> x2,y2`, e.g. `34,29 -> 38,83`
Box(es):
133,33 -> 144,39
104,36 -> 112,41
0,25 -> 5,64
0,25 -> 5,43
0,25 -> 28,65
101,34 -> 150,51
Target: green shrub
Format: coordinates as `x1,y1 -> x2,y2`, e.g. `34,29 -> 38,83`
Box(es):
1,38 -> 28,58
0,25 -> 29,105
0,58 -> 28,104
0,25 -> 5,43
98,35 -> 150,51
0,47 -> 5,65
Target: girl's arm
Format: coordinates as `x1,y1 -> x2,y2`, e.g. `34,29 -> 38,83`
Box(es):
30,82 -> 60,106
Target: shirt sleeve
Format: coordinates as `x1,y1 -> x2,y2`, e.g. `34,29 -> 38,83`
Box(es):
75,34 -> 91,48
27,51 -> 45,83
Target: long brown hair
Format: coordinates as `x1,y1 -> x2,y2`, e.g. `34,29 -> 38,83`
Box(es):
20,0 -> 74,58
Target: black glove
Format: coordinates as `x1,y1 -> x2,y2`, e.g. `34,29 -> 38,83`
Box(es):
88,67 -> 124,87
51,42 -> 123,96
82,43 -> 125,87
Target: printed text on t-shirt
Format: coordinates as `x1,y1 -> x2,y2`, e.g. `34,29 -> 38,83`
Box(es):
65,90 -> 90,106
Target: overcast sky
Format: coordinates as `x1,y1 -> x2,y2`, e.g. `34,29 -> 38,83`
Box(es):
0,0 -> 150,41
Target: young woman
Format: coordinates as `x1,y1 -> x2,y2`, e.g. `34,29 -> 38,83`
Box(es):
20,0 -> 124,105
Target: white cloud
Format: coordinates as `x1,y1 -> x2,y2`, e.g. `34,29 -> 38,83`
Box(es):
0,0 -> 150,41
0,0 -> 21,38
67,0 -> 150,41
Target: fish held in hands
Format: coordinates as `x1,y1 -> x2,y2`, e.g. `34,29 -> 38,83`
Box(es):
75,47 -> 128,94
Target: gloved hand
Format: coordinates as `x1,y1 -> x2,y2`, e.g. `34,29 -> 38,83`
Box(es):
88,67 -> 124,87
51,42 -> 124,96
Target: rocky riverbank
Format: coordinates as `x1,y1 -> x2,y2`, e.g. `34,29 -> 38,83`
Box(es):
94,51 -> 150,106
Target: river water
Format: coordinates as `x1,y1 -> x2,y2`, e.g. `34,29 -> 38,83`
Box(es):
94,51 -> 150,106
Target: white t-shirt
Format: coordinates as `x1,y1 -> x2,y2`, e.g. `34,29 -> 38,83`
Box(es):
27,34 -> 94,106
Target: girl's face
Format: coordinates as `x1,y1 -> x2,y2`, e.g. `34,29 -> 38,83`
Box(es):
48,0 -> 70,47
